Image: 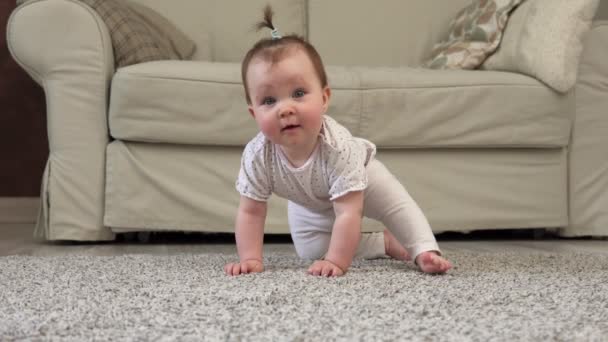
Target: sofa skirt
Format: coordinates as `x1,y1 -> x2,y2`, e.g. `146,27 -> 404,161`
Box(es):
103,141 -> 568,234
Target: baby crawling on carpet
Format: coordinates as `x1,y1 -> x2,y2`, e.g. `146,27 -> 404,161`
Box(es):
224,6 -> 452,277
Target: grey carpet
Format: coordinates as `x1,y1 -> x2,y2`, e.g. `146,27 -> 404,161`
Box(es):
1,251 -> 607,341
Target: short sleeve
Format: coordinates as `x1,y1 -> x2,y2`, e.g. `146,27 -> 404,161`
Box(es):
235,141 -> 271,201
327,139 -> 369,201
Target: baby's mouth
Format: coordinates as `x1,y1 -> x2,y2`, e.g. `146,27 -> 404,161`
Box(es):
281,124 -> 301,132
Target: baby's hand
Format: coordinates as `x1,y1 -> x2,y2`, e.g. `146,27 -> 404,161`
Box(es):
224,259 -> 264,276
307,260 -> 345,277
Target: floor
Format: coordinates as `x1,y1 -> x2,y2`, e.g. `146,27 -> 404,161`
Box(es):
2,223 -> 607,257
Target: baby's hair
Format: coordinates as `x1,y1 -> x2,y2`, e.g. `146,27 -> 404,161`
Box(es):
255,4 -> 276,32
241,5 -> 328,105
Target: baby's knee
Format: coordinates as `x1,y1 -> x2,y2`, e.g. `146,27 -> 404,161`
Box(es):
293,243 -> 327,260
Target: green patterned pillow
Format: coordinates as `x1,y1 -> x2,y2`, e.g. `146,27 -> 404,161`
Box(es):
425,0 -> 524,70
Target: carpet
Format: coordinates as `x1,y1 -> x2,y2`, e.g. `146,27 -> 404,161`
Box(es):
1,251 -> 607,341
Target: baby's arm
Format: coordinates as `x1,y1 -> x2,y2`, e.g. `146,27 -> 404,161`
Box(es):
224,195 -> 267,276
308,191 -> 363,276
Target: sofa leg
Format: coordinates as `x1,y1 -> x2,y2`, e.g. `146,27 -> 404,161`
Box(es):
119,231 -> 152,243
137,232 -> 151,243
532,228 -> 546,240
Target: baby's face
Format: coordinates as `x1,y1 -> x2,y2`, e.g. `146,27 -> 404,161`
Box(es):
246,49 -> 330,151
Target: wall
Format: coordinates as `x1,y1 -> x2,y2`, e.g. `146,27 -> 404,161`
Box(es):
1,2 -> 48,196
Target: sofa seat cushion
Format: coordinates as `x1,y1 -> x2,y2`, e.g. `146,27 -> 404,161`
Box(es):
109,60 -> 572,148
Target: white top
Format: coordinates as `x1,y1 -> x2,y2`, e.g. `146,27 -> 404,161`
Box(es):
236,115 -> 376,211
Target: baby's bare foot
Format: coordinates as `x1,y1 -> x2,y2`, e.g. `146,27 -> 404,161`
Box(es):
383,229 -> 411,261
415,251 -> 452,274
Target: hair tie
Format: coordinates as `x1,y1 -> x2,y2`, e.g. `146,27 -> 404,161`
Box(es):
271,28 -> 282,40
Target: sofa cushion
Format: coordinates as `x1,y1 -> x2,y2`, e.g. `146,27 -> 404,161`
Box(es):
109,60 -> 572,148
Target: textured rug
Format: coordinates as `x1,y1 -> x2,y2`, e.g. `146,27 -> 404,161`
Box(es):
1,251 -> 607,341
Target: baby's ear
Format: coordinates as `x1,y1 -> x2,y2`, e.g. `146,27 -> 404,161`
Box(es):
248,107 -> 256,118
322,86 -> 331,111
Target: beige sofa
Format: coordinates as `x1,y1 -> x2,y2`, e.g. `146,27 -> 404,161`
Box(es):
7,0 -> 608,241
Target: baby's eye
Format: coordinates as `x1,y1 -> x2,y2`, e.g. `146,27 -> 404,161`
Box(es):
262,97 -> 276,106
293,89 -> 305,98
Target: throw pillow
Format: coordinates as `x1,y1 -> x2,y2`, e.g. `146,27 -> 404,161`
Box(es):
482,0 -> 600,93
425,0 -> 523,70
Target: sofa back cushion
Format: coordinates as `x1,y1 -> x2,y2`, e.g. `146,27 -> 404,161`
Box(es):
130,0 -> 307,62
131,0 -> 471,66
308,0 -> 471,67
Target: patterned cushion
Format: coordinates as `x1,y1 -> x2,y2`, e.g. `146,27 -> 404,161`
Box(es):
482,0 -> 600,93
425,0 -> 523,70
85,0 -> 195,67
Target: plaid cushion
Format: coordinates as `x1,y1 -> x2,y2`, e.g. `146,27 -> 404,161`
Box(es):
89,0 -> 166,67
16,0 -> 196,68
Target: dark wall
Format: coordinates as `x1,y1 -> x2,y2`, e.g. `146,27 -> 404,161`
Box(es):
1,2 -> 48,196
597,0 -> 608,20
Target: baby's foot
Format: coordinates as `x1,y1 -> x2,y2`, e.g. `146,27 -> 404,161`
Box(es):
384,229 -> 411,261
415,251 -> 452,274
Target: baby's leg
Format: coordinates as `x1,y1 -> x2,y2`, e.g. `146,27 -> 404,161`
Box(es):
287,201 -> 386,260
383,229 -> 411,261
363,159 -> 452,273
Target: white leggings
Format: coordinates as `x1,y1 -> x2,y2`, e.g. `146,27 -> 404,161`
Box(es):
288,158 -> 440,261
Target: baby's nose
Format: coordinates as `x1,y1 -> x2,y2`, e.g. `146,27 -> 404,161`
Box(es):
279,104 -> 295,118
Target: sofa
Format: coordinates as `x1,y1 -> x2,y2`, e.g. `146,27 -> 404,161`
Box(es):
7,0 -> 608,241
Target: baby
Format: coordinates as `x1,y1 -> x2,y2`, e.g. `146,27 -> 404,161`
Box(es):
225,6 -> 452,277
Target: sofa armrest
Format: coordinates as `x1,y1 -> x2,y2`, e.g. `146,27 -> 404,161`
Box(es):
564,21 -> 608,237
7,0 -> 115,240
